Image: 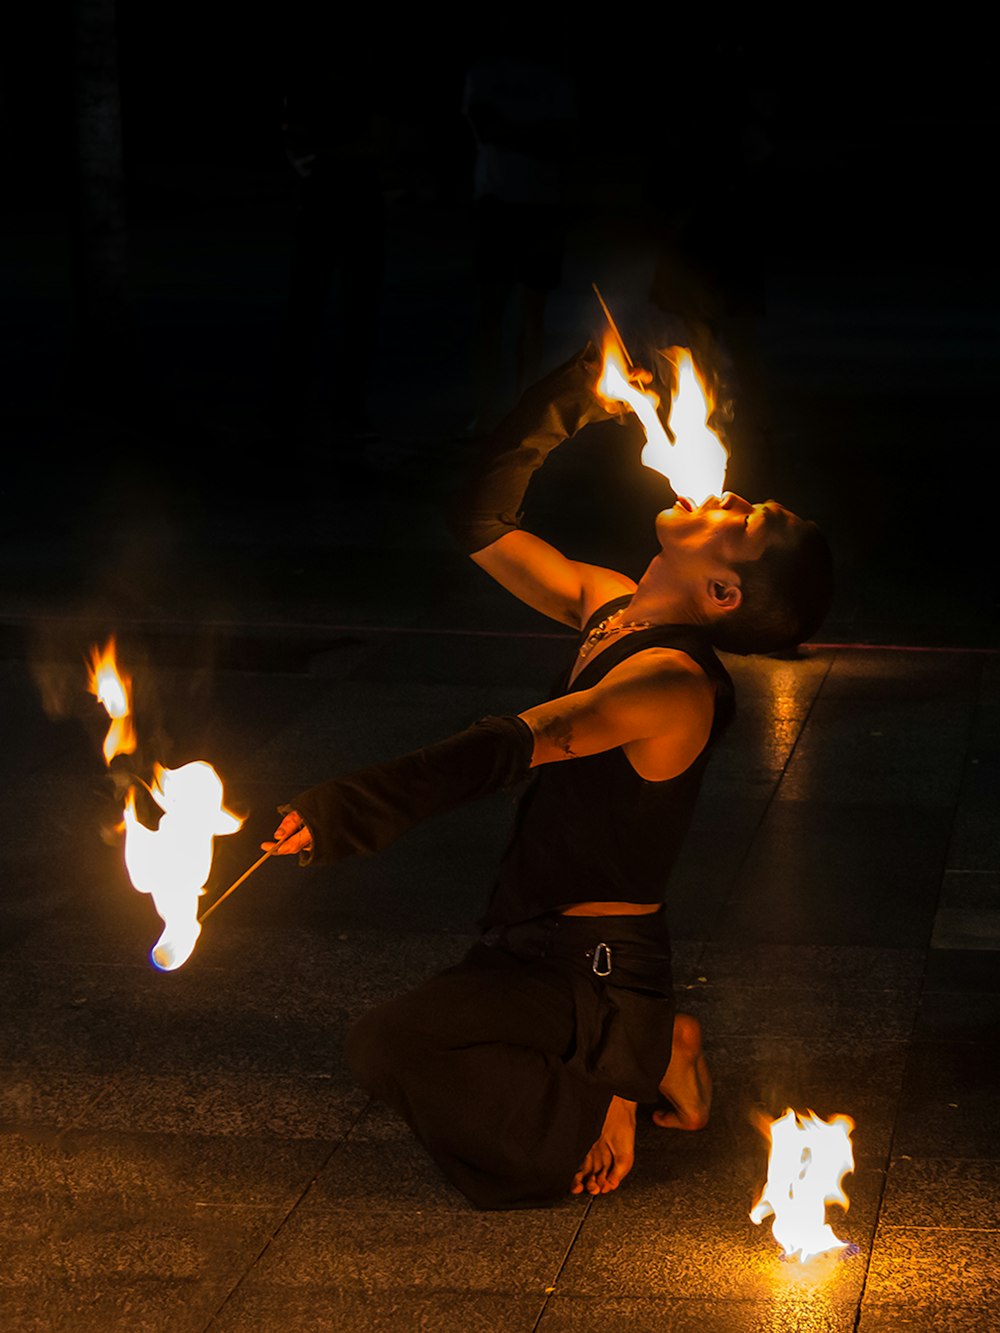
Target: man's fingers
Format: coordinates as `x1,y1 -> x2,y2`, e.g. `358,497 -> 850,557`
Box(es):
262,829 -> 312,855
261,812 -> 313,855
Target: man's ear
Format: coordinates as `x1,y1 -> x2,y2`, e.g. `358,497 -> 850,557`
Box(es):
708,578 -> 742,612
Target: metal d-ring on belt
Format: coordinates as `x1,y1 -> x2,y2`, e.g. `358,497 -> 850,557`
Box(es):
589,942 -> 612,977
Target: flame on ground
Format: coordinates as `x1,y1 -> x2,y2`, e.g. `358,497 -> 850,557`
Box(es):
597,338 -> 728,505
750,1108 -> 855,1263
123,761 -> 243,971
88,639 -> 137,764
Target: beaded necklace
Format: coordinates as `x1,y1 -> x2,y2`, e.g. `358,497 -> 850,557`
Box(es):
578,607 -> 654,660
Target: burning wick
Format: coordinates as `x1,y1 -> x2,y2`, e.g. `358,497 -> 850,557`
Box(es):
592,291 -> 728,506
750,1108 -> 856,1263
86,639 -> 246,971
123,761 -> 243,971
88,638 -> 137,764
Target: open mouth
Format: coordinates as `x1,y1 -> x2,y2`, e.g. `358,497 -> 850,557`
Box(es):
673,497 -> 695,512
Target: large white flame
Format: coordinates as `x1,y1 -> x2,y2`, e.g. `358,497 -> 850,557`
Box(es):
598,343 -> 727,505
123,761 -> 243,971
750,1108 -> 855,1263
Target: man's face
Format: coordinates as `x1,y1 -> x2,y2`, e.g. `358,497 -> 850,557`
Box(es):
655,493 -> 803,571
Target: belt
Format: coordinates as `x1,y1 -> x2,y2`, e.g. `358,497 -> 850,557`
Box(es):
480,910 -> 671,983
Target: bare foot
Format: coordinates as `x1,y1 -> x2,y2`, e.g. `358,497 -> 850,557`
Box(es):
653,1013 -> 712,1130
571,1096 -> 636,1195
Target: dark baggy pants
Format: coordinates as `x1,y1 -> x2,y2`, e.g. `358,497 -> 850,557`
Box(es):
346,910 -> 675,1210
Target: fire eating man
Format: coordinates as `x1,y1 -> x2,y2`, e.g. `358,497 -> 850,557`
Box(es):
264,344 -> 834,1208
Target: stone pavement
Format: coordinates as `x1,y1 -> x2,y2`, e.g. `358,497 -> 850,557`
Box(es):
1,196 -> 999,1330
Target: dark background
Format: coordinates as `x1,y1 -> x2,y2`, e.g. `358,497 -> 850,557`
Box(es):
2,12 -> 997,650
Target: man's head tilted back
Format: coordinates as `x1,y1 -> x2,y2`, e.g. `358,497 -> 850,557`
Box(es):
655,494 -> 835,656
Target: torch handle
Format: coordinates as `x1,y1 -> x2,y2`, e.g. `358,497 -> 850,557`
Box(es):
198,848 -> 274,924
592,282 -> 634,368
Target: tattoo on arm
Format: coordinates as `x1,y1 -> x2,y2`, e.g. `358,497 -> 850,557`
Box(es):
539,713 -> 577,759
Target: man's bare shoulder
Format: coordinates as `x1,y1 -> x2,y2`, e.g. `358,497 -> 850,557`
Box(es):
597,645 -> 714,694
599,648 -> 716,780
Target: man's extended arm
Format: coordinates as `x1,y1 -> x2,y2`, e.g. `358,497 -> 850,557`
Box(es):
450,344 -> 635,628
266,651 -> 714,860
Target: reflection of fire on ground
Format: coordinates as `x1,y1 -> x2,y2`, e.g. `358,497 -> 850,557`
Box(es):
750,1108 -> 856,1263
88,638 -> 242,971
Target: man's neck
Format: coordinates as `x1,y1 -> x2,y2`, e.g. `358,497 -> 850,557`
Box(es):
624,555 -> 709,631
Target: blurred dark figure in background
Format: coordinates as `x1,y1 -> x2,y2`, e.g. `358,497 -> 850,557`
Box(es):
464,50 -> 578,434
646,46 -> 777,465
272,48 -> 392,446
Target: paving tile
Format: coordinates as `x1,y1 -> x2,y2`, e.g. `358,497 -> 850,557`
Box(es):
0,1204 -> 265,1285
947,755 -> 1000,871
71,1074 -> 367,1140
879,1157 -> 1000,1229
305,1103 -> 472,1211
666,795 -> 772,938
818,651 -> 981,701
0,1070 -> 110,1132
9,1129 -> 327,1209
776,696 -> 971,807
541,1293 -> 859,1331
858,1307 -> 994,1332
556,1145 -> 878,1304
214,1286 -> 545,1331
724,652 -> 832,703
702,1037 -> 906,1160
0,1279 -> 233,1333
912,990 -> 1000,1043
243,1205 -> 582,1294
863,1226 -> 1000,1308
894,1042 -> 1000,1157
931,908 -> 1000,951
924,948 -> 1000,993
680,981 -> 918,1043
723,804 -> 952,948
695,943 -> 925,993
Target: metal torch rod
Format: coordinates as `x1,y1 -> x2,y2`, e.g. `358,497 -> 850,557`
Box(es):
592,282 -> 635,369
199,825 -> 300,924
591,283 -> 675,443
198,849 -> 274,924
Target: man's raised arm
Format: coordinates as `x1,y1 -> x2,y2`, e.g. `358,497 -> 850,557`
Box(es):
450,344 -> 633,629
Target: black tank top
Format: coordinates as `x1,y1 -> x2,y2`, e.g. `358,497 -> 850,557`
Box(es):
484,597 -> 735,927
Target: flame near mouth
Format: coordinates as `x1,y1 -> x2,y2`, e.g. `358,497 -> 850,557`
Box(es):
597,338 -> 728,506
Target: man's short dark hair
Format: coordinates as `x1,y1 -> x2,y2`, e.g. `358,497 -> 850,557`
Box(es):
709,521 -> 834,656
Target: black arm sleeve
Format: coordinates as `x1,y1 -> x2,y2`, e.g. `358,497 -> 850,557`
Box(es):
449,342 -> 617,554
285,714 -> 534,866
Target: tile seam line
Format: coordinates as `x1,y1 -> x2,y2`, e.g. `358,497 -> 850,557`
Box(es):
201,1097 -> 371,1332
854,651 -> 988,1321
530,1194 -> 596,1333
701,644 -> 839,953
